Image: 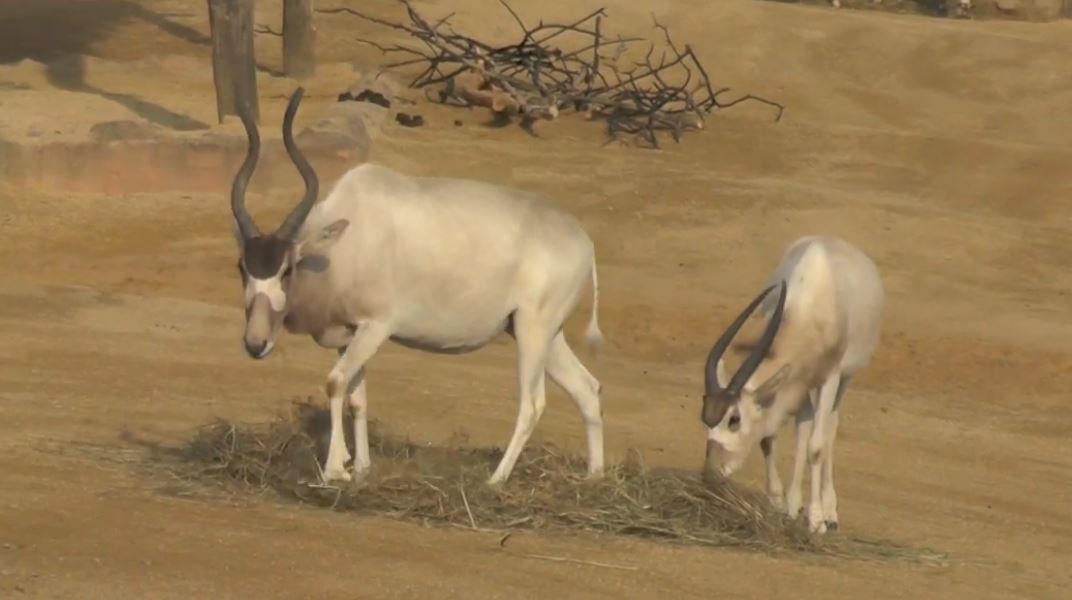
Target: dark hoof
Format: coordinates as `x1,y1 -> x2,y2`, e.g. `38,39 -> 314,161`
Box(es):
825,520 -> 839,532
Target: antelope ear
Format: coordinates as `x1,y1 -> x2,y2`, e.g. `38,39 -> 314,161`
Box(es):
317,219 -> 350,242
750,363 -> 791,408
297,219 -> 349,256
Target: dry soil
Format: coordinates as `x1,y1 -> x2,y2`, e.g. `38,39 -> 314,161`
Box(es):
1,1 -> 1071,598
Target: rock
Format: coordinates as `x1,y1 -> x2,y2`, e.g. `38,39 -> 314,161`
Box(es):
395,113 -> 424,127
295,101 -> 375,164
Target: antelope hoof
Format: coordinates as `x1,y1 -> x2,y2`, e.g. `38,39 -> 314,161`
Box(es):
323,464 -> 353,483
352,463 -> 371,482
825,520 -> 840,532
785,496 -> 803,519
808,512 -> 827,534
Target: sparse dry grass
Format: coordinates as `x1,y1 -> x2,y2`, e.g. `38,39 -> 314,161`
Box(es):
150,398 -> 946,564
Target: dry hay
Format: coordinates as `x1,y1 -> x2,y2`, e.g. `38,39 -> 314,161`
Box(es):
160,398 -> 945,564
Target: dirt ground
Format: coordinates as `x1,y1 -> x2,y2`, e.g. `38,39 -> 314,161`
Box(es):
2,0 -> 1071,598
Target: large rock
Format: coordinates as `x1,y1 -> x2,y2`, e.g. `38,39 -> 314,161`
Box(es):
294,101 -> 375,166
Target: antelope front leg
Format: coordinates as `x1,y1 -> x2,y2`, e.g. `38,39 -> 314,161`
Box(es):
322,322 -> 390,483
786,398 -> 814,519
760,435 -> 785,511
806,374 -> 841,533
346,368 -> 371,479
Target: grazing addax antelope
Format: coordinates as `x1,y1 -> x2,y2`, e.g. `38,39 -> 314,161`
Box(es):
229,88 -> 605,485
700,235 -> 884,533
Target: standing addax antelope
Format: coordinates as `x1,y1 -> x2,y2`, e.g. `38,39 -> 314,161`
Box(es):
229,88 -> 605,485
700,235 -> 884,533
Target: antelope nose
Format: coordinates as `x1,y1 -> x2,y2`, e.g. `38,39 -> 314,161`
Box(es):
244,339 -> 269,359
703,439 -> 724,480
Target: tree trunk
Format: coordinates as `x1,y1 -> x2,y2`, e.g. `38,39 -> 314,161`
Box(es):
207,0 -> 259,124
283,0 -> 316,78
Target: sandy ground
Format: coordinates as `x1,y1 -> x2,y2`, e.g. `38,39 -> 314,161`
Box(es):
2,0 -> 1072,598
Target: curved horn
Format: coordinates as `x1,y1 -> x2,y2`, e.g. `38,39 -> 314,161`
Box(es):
703,280 -> 788,396
275,87 -> 320,241
231,96 -> 262,240
726,279 -> 787,394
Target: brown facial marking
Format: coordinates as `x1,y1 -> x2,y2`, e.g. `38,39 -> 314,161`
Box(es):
242,236 -> 291,278
701,391 -> 737,429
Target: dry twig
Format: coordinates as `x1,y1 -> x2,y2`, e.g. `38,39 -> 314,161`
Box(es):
460,484 -> 479,530
519,553 -> 639,571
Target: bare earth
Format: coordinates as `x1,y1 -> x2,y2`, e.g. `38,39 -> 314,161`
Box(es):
2,0 -> 1071,598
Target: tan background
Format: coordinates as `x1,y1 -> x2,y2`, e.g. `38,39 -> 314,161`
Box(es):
1,1 -> 1070,598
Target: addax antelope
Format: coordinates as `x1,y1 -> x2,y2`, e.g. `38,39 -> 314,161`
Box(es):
700,235 -> 884,533
229,88 -> 605,485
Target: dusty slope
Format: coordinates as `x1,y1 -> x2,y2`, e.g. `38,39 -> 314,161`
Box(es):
2,0 -> 1071,598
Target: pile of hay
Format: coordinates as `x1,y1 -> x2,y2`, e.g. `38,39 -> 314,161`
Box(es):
166,399 -> 941,561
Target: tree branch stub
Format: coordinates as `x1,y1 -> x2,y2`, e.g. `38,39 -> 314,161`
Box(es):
208,0 -> 260,124
284,0 -> 317,79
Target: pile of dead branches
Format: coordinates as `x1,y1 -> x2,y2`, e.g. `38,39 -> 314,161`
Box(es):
319,1 -> 783,148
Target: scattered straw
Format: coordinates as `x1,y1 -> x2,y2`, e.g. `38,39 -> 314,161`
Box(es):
143,399 -> 945,564
519,553 -> 639,571
460,484 -> 478,531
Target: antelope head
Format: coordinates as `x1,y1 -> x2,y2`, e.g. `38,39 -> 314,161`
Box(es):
701,280 -> 790,477
230,88 -> 341,359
